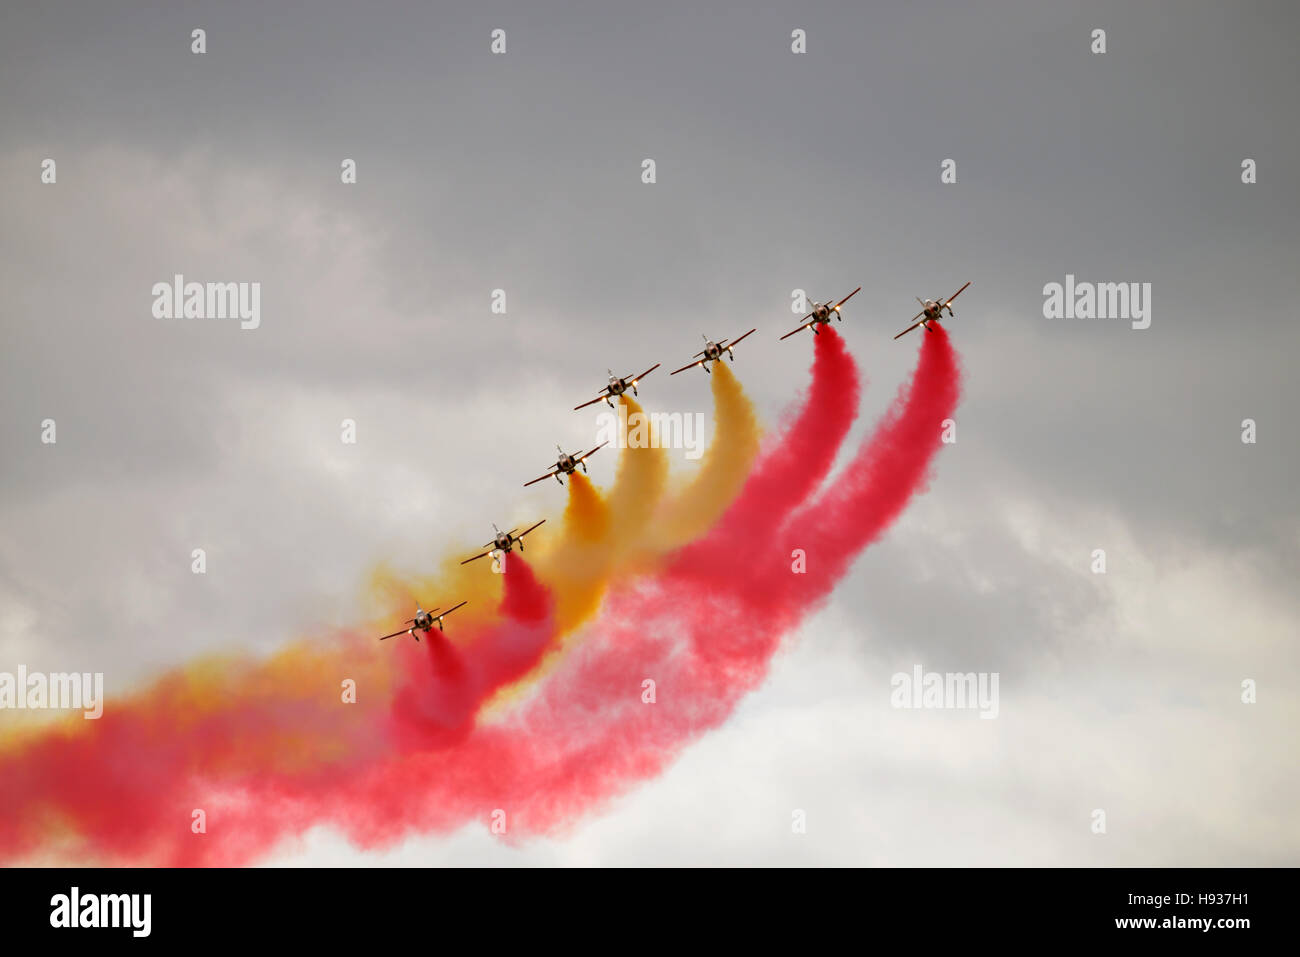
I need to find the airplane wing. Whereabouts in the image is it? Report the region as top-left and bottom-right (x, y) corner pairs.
(944, 281), (972, 307)
(836, 286), (862, 308)
(728, 328), (757, 348)
(517, 519), (547, 539)
(780, 320), (815, 340)
(670, 359), (703, 375)
(893, 320), (926, 340)
(524, 469), (560, 487)
(630, 363), (660, 382)
(378, 627), (412, 641)
(437, 600), (468, 618)
(460, 550), (494, 565)
(578, 441), (608, 461)
(573, 393), (608, 411)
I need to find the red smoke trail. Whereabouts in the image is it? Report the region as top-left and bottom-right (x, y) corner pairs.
(388, 557), (553, 751)
(673, 327), (860, 576)
(772, 325), (962, 603)
(678, 324), (962, 616)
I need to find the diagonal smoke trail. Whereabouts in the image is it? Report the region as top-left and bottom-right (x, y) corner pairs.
(649, 360), (762, 552)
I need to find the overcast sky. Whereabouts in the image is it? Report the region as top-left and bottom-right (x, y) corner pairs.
(1, 0), (1297, 865)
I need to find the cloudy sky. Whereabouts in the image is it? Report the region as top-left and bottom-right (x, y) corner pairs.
(1, 0), (1297, 865)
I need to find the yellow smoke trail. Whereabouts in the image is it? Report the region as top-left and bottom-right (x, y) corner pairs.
(649, 360), (761, 554)
(604, 395), (670, 543)
(529, 395), (668, 633)
(560, 471), (608, 544)
(532, 472), (613, 632)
